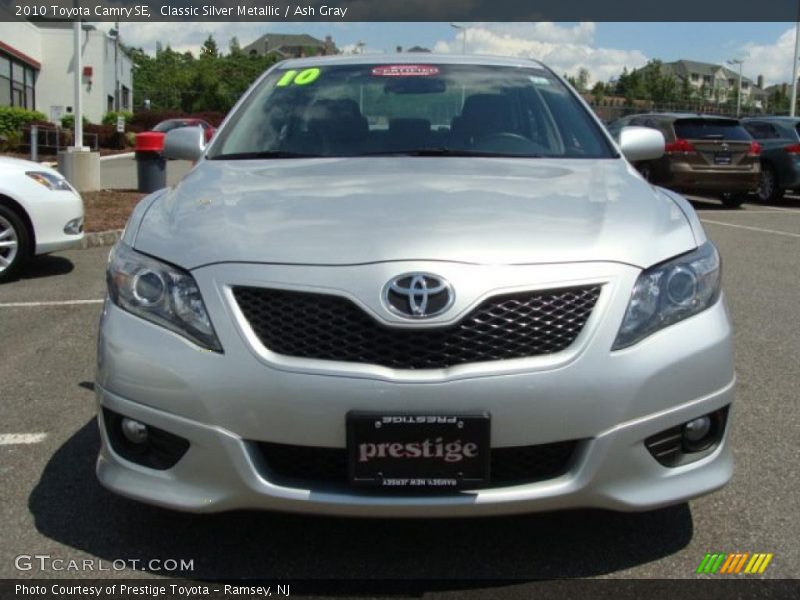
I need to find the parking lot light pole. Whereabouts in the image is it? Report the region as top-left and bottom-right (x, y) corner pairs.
(728, 59), (744, 117)
(450, 23), (467, 54)
(73, 20), (84, 150)
(791, 20), (800, 117)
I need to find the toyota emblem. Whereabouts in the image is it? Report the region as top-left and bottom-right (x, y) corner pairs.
(382, 273), (454, 319)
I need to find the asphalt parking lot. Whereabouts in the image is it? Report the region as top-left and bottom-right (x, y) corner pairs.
(0, 194), (798, 586)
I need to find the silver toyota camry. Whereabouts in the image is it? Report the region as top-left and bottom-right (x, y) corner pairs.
(96, 55), (735, 516)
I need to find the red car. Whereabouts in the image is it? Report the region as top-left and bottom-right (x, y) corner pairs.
(152, 118), (216, 143)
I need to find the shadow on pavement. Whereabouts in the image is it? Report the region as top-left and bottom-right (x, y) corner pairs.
(13, 255), (74, 281)
(29, 418), (693, 587)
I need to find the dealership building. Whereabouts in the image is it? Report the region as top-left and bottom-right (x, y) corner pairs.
(0, 21), (133, 124)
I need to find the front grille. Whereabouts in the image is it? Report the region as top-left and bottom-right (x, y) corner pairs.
(253, 441), (579, 489)
(233, 285), (601, 369)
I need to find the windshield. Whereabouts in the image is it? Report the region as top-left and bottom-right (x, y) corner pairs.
(208, 63), (616, 159)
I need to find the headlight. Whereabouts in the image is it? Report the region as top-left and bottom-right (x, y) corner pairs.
(106, 243), (223, 352)
(613, 241), (721, 350)
(26, 171), (73, 191)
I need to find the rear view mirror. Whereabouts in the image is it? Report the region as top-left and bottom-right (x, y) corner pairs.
(164, 126), (206, 161)
(619, 126), (665, 162)
(384, 78), (446, 94)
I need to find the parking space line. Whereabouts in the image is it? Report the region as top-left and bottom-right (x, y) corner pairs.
(747, 205), (800, 214)
(0, 433), (47, 445)
(700, 219), (800, 239)
(0, 299), (104, 308)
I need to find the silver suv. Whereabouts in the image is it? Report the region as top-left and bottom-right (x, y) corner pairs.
(96, 55), (734, 516)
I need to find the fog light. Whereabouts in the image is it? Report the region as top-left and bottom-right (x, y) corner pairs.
(121, 418), (149, 444)
(683, 416), (712, 443)
(63, 217), (83, 235)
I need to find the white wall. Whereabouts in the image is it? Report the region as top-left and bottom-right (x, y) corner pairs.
(0, 22), (42, 64)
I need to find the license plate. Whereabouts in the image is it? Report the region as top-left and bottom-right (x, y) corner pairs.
(714, 152), (732, 165)
(347, 412), (490, 489)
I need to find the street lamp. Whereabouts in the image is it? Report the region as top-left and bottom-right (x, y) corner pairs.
(727, 58), (744, 117)
(450, 23), (467, 54)
(791, 20), (800, 116)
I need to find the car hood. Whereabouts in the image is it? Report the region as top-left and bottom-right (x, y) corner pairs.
(134, 157), (697, 269)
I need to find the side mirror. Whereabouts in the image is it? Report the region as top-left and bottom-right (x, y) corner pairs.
(164, 126), (206, 161)
(618, 126), (665, 162)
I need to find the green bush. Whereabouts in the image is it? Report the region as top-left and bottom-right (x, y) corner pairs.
(0, 107), (48, 136)
(0, 130), (22, 152)
(101, 110), (134, 126)
(60, 114), (90, 129)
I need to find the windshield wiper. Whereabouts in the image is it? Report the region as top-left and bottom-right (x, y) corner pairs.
(209, 151), (323, 160)
(359, 148), (544, 158)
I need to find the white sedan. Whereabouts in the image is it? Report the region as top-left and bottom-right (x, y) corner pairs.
(0, 157), (84, 282)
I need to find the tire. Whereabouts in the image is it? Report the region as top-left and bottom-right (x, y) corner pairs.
(757, 164), (785, 203)
(720, 193), (747, 209)
(0, 205), (30, 283)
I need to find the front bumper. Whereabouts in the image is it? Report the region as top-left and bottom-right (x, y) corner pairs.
(27, 189), (85, 255)
(96, 260), (735, 516)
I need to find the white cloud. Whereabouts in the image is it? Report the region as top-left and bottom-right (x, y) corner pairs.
(741, 27), (798, 86)
(433, 22), (647, 84)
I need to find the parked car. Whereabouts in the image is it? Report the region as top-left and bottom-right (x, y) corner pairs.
(96, 55), (734, 516)
(741, 116), (800, 203)
(152, 118), (216, 143)
(606, 113), (761, 207)
(0, 157), (84, 282)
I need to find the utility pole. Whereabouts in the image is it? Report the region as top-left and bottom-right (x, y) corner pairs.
(728, 59), (744, 117)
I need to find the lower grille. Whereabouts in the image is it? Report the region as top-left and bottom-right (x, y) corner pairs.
(253, 440), (580, 490)
(233, 285), (602, 369)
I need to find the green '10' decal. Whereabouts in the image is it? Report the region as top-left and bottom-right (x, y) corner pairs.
(276, 68), (321, 87)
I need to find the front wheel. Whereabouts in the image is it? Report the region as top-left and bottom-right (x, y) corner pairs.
(0, 206), (30, 283)
(757, 164), (784, 203)
(720, 193), (747, 209)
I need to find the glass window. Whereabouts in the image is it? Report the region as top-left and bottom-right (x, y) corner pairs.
(0, 77), (10, 107)
(25, 67), (34, 87)
(674, 119), (752, 141)
(11, 62), (24, 83)
(0, 56), (9, 79)
(25, 86), (33, 109)
(210, 63), (616, 160)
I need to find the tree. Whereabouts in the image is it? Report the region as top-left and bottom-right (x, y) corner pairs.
(130, 35), (280, 113)
(200, 35), (219, 58)
(591, 81), (606, 103)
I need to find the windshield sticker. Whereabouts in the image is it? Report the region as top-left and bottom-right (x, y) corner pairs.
(276, 67), (321, 87)
(529, 76), (551, 85)
(371, 65), (440, 77)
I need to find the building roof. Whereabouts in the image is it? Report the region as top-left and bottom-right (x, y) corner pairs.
(661, 59), (754, 85)
(242, 33), (332, 55)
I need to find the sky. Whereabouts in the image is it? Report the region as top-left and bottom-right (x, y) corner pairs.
(114, 22), (800, 86)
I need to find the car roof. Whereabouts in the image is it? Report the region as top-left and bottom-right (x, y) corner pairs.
(623, 112), (740, 122)
(279, 53), (547, 70)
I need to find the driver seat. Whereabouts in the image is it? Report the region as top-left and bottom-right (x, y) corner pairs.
(451, 94), (516, 146)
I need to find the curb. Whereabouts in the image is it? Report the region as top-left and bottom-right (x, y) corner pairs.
(80, 229), (123, 249)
